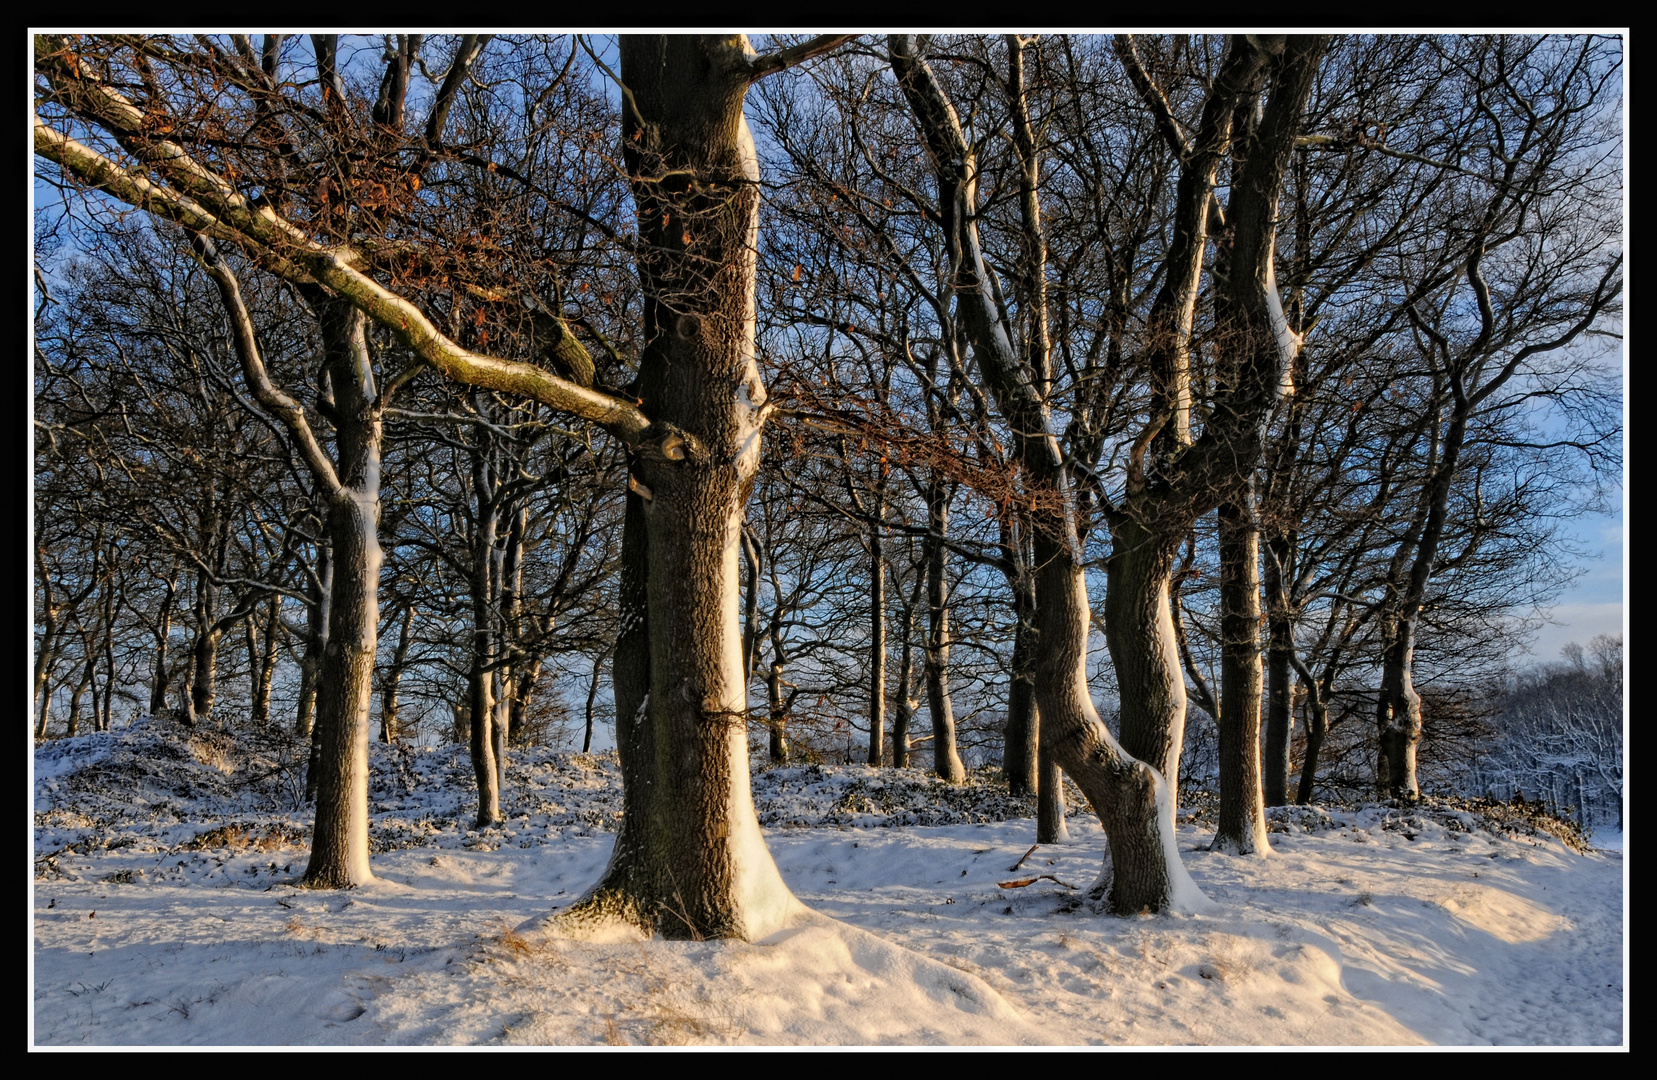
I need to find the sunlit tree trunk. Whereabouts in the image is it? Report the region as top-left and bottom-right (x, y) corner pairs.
(569, 35), (807, 941)
(299, 297), (382, 889)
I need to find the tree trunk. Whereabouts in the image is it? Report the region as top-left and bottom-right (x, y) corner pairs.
(1294, 668), (1330, 805)
(888, 34), (1249, 914)
(765, 654), (790, 764)
(379, 603), (414, 744)
(1033, 541), (1185, 913)
(892, 570), (922, 768)
(1003, 538), (1040, 796)
(187, 571), (220, 725)
(566, 36), (796, 942)
(582, 650), (603, 753)
(867, 502), (886, 767)
(99, 583), (117, 732)
(509, 654), (544, 747)
(1378, 401), (1468, 801)
(67, 654), (94, 737)
(1103, 518), (1188, 806)
(300, 299), (382, 890)
(36, 675), (54, 739)
(500, 504), (526, 743)
(1212, 487), (1270, 855)
(1262, 537), (1294, 806)
(296, 545), (332, 739)
(249, 597), (281, 728)
(34, 551), (61, 736)
(1036, 731), (1070, 843)
(468, 429), (504, 827)
(923, 474), (966, 782)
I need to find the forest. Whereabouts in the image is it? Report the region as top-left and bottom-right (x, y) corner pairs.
(32, 34), (1624, 1046)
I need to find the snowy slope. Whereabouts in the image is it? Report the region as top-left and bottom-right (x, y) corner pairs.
(32, 716), (1625, 1046)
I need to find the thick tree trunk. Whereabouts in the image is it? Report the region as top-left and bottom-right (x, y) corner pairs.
(1212, 488), (1270, 855)
(1033, 544), (1187, 913)
(923, 475), (966, 782)
(567, 36), (796, 942)
(1103, 518), (1188, 807)
(1376, 622), (1424, 800)
(300, 300), (381, 890)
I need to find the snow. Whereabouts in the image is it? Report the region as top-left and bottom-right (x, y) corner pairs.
(32, 718), (1625, 1046)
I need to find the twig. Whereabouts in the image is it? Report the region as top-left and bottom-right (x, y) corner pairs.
(1007, 843), (1039, 872)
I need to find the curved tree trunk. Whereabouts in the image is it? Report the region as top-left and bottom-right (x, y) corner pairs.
(1103, 518), (1189, 806)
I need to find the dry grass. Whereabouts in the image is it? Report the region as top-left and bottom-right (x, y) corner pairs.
(186, 821), (306, 852)
(186, 734), (238, 774)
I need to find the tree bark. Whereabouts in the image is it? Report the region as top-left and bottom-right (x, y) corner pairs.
(1104, 519), (1189, 807)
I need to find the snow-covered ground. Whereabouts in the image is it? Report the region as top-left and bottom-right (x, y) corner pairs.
(32, 716), (1626, 1047)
